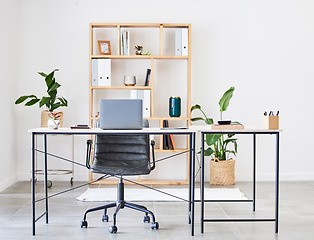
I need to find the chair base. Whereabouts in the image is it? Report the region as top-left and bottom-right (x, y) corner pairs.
(80, 179), (159, 233)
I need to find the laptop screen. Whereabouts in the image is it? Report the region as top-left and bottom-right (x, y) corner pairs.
(99, 99), (143, 130)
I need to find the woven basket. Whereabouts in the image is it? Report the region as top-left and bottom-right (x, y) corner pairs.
(210, 158), (235, 185)
(41, 111), (63, 128)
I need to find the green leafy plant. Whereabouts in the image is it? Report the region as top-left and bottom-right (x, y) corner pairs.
(191, 87), (238, 160)
(15, 69), (68, 112)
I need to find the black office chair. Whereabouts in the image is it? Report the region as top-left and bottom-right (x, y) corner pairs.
(80, 121), (159, 233)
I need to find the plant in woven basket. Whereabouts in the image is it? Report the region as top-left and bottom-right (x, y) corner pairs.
(191, 87), (238, 160)
(15, 69), (68, 112)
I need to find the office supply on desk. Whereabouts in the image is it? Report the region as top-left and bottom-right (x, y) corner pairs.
(70, 125), (90, 129)
(81, 120), (159, 233)
(99, 99), (143, 130)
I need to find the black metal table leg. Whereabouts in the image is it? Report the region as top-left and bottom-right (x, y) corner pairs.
(44, 134), (49, 224)
(190, 132), (195, 236)
(32, 133), (36, 236)
(200, 133), (205, 234)
(188, 133), (192, 225)
(253, 134), (256, 212)
(275, 132), (280, 233)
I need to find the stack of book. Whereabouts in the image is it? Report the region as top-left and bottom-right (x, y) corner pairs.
(162, 120), (176, 150)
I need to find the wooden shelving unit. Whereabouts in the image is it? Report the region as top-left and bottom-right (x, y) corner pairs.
(89, 23), (191, 185)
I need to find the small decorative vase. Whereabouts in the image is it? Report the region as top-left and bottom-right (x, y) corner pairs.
(124, 75), (136, 86)
(48, 119), (60, 130)
(169, 96), (181, 117)
(135, 50), (142, 55)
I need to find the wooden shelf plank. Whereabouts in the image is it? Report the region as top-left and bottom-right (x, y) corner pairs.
(91, 55), (188, 60)
(148, 117), (189, 121)
(91, 86), (152, 90)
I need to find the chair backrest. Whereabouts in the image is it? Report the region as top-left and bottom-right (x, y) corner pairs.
(91, 119), (151, 176)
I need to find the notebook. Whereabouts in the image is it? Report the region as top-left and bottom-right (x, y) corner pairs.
(99, 99), (143, 130)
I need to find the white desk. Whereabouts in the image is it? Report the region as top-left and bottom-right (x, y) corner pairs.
(198, 128), (281, 234)
(29, 127), (196, 236)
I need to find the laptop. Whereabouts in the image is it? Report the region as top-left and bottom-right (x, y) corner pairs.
(99, 99), (143, 130)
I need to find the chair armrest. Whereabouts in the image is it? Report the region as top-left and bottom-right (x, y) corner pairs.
(150, 140), (156, 170)
(86, 139), (93, 169)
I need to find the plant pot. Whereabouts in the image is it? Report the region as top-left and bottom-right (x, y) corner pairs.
(48, 119), (60, 130)
(135, 50), (142, 55)
(210, 158), (235, 185)
(41, 111), (63, 128)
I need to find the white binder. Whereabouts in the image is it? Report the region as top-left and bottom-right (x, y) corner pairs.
(91, 59), (98, 86)
(182, 28), (189, 56)
(130, 90), (151, 118)
(175, 29), (182, 56)
(98, 59), (111, 86)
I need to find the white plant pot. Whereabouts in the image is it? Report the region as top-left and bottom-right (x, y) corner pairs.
(48, 119), (60, 130)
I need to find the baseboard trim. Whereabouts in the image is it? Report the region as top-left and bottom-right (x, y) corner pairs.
(0, 175), (18, 192)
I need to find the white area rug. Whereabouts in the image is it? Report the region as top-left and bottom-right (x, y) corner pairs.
(76, 188), (247, 202)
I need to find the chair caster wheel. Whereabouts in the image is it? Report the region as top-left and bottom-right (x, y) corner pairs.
(47, 180), (52, 188)
(109, 225), (118, 233)
(151, 222), (159, 230)
(143, 215), (150, 223)
(102, 214), (109, 222)
(80, 220), (88, 228)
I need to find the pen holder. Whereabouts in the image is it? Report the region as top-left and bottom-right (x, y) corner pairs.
(263, 116), (279, 130)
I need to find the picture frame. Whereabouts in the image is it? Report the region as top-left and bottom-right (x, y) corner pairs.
(98, 41), (111, 55)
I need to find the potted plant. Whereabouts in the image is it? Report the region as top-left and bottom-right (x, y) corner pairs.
(15, 69), (68, 127)
(191, 87), (238, 185)
(47, 112), (61, 130)
(134, 45), (143, 55)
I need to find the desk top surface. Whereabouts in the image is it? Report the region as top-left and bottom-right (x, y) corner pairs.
(28, 127), (282, 134)
(28, 127), (196, 134)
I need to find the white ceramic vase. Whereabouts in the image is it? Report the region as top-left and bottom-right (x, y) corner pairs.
(48, 119), (60, 130)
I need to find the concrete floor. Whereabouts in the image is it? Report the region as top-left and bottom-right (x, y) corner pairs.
(0, 181), (314, 239)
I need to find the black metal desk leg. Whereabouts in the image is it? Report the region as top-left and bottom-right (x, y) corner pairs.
(190, 132), (196, 236)
(32, 133), (36, 236)
(188, 133), (192, 224)
(253, 134), (256, 212)
(44, 134), (48, 224)
(275, 133), (280, 233)
(201, 133), (205, 234)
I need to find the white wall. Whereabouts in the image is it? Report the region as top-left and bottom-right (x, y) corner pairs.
(9, 0), (314, 185)
(0, 0), (18, 191)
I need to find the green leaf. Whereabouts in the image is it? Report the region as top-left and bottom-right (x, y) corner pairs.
(219, 86), (235, 112)
(205, 134), (223, 146)
(39, 97), (50, 108)
(191, 117), (204, 122)
(58, 97), (68, 106)
(15, 95), (37, 104)
(205, 118), (214, 125)
(48, 82), (61, 93)
(43, 69), (59, 89)
(38, 72), (47, 78)
(25, 98), (40, 106)
(191, 104), (201, 112)
(204, 147), (214, 156)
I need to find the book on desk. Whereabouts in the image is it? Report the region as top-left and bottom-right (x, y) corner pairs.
(211, 124), (244, 130)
